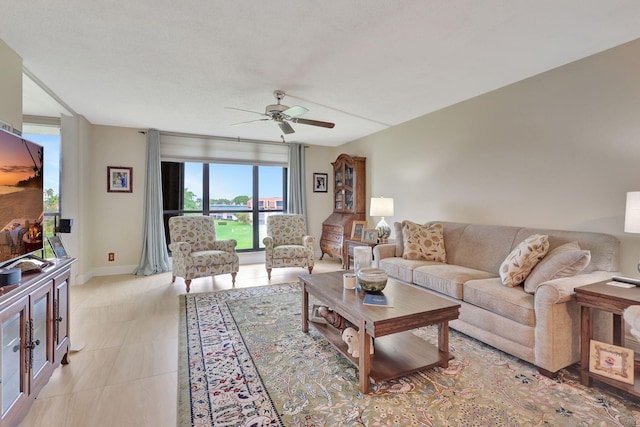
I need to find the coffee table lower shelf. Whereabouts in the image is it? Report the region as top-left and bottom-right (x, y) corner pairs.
(308, 321), (452, 383)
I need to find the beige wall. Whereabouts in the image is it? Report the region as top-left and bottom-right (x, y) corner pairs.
(0, 40), (22, 132)
(304, 145), (339, 254)
(344, 38), (640, 276)
(88, 126), (146, 275)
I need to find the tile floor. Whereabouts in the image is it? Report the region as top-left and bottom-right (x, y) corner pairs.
(18, 259), (343, 427)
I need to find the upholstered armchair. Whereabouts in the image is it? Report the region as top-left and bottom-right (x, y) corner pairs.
(168, 216), (239, 293)
(263, 214), (314, 280)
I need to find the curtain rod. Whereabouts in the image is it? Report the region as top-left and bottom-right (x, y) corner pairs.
(140, 130), (309, 148)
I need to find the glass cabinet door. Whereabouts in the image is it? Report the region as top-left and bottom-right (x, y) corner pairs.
(345, 164), (353, 188)
(1, 298), (28, 417)
(31, 294), (48, 377)
(29, 283), (53, 389)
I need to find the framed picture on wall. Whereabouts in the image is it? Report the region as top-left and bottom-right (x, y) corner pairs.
(313, 173), (328, 192)
(107, 166), (133, 193)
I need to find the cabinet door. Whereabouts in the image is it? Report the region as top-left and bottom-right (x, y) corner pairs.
(0, 295), (29, 423)
(53, 271), (70, 364)
(334, 164), (344, 211)
(29, 282), (54, 393)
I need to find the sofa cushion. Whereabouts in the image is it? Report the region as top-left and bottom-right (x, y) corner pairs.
(463, 278), (536, 327)
(499, 234), (549, 287)
(413, 264), (497, 299)
(523, 242), (591, 294)
(447, 223), (520, 274)
(379, 257), (438, 283)
(401, 221), (446, 262)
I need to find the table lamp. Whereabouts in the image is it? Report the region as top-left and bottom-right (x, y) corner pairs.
(370, 196), (394, 243)
(624, 191), (640, 272)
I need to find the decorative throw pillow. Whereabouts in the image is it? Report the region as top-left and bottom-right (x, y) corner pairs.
(401, 221), (446, 262)
(499, 234), (549, 287)
(523, 242), (591, 294)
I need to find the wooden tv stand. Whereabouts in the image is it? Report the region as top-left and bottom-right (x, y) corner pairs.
(0, 257), (75, 427)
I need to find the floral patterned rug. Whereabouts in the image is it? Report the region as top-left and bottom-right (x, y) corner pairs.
(178, 283), (640, 426)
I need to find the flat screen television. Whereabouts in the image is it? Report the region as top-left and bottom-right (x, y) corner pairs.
(0, 128), (44, 266)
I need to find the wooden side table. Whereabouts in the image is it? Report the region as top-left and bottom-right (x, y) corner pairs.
(575, 281), (640, 397)
(345, 239), (394, 269)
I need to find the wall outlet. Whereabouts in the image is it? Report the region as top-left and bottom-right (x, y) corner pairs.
(108, 252), (115, 262)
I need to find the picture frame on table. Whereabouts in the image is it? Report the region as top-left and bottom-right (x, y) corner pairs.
(361, 228), (379, 244)
(313, 173), (328, 192)
(589, 339), (635, 385)
(107, 166), (133, 193)
(350, 221), (367, 241)
(48, 236), (70, 259)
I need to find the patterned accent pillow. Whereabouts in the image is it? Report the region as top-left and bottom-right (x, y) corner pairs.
(523, 242), (591, 294)
(499, 234), (549, 287)
(401, 221), (446, 262)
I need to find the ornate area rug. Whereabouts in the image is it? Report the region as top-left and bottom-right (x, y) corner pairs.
(178, 283), (640, 426)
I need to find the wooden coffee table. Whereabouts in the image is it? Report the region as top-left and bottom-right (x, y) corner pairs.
(300, 270), (460, 393)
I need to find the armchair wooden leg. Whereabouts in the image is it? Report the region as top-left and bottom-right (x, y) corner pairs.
(308, 266), (313, 274)
(185, 279), (191, 293)
(267, 269), (272, 280)
(172, 275), (176, 283)
(231, 272), (237, 286)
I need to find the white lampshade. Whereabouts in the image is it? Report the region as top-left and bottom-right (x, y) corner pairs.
(625, 192), (640, 233)
(370, 197), (394, 217)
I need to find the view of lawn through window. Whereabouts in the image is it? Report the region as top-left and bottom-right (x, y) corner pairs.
(169, 162), (286, 251)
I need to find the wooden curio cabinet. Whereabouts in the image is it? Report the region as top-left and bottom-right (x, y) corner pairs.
(320, 153), (366, 267)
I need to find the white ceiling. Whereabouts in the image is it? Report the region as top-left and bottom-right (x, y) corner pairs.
(2, 1), (640, 147)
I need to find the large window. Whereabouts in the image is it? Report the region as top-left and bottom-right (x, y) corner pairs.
(162, 161), (286, 252)
(22, 123), (61, 256)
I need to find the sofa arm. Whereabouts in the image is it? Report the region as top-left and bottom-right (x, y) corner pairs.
(213, 239), (237, 253)
(169, 242), (191, 256)
(533, 270), (615, 373)
(373, 243), (396, 261)
(535, 271), (615, 305)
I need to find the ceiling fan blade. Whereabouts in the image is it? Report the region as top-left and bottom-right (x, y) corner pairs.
(278, 121), (295, 134)
(282, 105), (308, 118)
(291, 118), (335, 129)
(225, 107), (267, 117)
(231, 118), (270, 126)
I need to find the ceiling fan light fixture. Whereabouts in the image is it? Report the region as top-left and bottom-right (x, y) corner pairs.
(227, 90), (335, 135)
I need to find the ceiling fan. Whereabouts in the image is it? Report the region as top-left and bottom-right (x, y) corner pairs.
(226, 90), (335, 135)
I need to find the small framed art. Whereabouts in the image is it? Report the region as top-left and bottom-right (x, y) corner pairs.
(313, 173), (328, 192)
(350, 221), (367, 241)
(589, 339), (635, 385)
(362, 228), (379, 244)
(48, 236), (69, 259)
(108, 166), (133, 193)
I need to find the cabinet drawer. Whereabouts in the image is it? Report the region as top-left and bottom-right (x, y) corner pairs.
(322, 232), (342, 243)
(322, 224), (342, 234)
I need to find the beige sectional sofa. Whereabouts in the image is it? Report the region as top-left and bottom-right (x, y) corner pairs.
(374, 221), (620, 376)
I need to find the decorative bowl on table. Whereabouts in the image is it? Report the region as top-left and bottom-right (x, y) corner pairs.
(356, 268), (388, 293)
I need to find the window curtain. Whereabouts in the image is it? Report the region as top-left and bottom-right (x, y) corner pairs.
(135, 129), (170, 276)
(287, 143), (307, 224)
